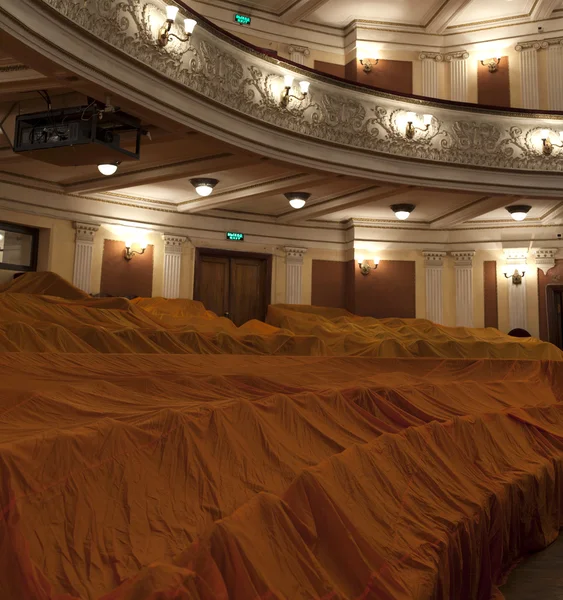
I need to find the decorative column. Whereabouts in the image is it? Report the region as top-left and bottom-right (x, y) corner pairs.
(504, 250), (528, 331)
(73, 222), (99, 293)
(445, 51), (469, 102)
(162, 235), (186, 298)
(423, 251), (446, 324)
(419, 52), (443, 98)
(288, 45), (310, 66)
(284, 247), (307, 304)
(534, 248), (557, 275)
(515, 42), (544, 109)
(452, 251), (475, 328)
(547, 39), (563, 110)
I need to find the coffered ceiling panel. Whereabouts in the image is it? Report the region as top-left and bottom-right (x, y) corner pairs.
(308, 0), (443, 27)
(448, 0), (536, 27)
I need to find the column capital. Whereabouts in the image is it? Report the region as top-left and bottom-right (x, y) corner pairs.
(419, 52), (443, 62)
(284, 246), (307, 262)
(444, 50), (469, 61)
(163, 235), (187, 255)
(515, 40), (548, 52)
(504, 248), (528, 263)
(423, 251), (446, 267)
(452, 251), (475, 267)
(74, 222), (100, 243)
(534, 248), (558, 274)
(288, 45), (310, 57)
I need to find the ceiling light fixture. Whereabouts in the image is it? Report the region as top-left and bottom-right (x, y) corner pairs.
(480, 57), (502, 73)
(540, 129), (563, 155)
(285, 192), (311, 209)
(391, 203), (415, 220)
(191, 178), (219, 197)
(159, 6), (197, 47)
(97, 162), (119, 176)
(281, 76), (310, 108)
(405, 112), (433, 139)
(506, 205), (531, 221)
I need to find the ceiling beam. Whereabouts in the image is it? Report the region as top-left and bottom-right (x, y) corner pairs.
(64, 154), (262, 194)
(531, 0), (560, 20)
(425, 0), (473, 34)
(280, 0), (331, 24)
(0, 77), (68, 96)
(540, 201), (563, 224)
(278, 185), (407, 223)
(429, 196), (519, 228)
(179, 173), (328, 213)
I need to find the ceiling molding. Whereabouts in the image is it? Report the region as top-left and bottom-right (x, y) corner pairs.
(281, 0), (331, 25)
(531, 0), (561, 21)
(278, 185), (408, 222)
(429, 195), (520, 228)
(425, 0), (473, 34)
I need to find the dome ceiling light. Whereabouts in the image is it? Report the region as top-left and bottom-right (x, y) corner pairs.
(97, 162), (119, 176)
(285, 192), (310, 209)
(506, 205), (531, 222)
(191, 178), (219, 197)
(159, 6), (197, 47)
(391, 203), (415, 220)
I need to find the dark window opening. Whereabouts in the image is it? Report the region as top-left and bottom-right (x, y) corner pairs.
(0, 222), (39, 272)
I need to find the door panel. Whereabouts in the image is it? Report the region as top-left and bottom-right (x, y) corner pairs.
(230, 258), (267, 326)
(194, 255), (230, 317)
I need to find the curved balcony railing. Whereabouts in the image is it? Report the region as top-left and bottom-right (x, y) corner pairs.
(2, 0), (563, 193)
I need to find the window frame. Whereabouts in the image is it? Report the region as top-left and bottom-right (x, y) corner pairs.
(0, 222), (39, 272)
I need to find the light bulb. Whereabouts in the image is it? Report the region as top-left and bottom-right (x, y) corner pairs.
(140, 241), (148, 250)
(195, 184), (213, 197)
(559, 131), (563, 141)
(356, 253), (365, 265)
(289, 198), (306, 209)
(406, 112), (416, 123)
(166, 5), (179, 21)
(184, 18), (197, 34)
(98, 163), (118, 176)
(373, 257), (380, 265)
(284, 74), (294, 88)
(423, 114), (433, 126)
(125, 240), (131, 249)
(299, 80), (310, 94)
(541, 129), (550, 140)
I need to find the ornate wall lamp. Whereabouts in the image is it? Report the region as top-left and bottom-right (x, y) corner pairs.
(281, 75), (310, 107)
(356, 252), (380, 276)
(124, 241), (147, 261)
(540, 130), (563, 155)
(503, 266), (525, 285)
(359, 58), (379, 73)
(405, 112), (433, 139)
(480, 57), (502, 73)
(158, 6), (197, 47)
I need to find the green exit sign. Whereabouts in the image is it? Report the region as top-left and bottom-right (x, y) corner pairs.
(234, 13), (251, 25)
(226, 231), (244, 241)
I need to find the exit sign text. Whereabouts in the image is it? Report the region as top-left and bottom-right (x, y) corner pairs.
(226, 232), (244, 241)
(234, 13), (251, 25)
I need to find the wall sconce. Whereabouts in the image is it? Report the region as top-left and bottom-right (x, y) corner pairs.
(480, 57), (502, 73)
(281, 75), (310, 107)
(356, 253), (380, 276)
(405, 112), (433, 139)
(359, 58), (379, 73)
(158, 6), (197, 47)
(503, 267), (525, 285)
(540, 129), (563, 155)
(124, 241), (147, 261)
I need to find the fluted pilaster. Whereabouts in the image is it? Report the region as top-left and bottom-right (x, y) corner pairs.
(423, 251), (446, 324)
(419, 53), (443, 98)
(452, 251), (475, 327)
(445, 51), (469, 102)
(73, 222), (99, 293)
(516, 42), (543, 109)
(284, 247), (307, 304)
(288, 45), (310, 66)
(505, 250), (528, 331)
(162, 235), (186, 298)
(547, 39), (563, 110)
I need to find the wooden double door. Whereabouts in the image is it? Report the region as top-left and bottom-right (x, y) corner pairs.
(194, 249), (272, 326)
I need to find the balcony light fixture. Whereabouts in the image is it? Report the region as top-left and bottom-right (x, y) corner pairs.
(159, 6), (197, 46)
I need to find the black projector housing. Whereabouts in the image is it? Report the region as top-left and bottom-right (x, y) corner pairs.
(13, 106), (142, 167)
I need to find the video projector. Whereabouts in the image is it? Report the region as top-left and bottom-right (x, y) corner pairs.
(13, 106), (142, 167)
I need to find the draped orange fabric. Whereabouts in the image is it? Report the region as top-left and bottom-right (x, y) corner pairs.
(0, 273), (562, 600)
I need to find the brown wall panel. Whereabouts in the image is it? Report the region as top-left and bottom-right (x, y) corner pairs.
(100, 239), (154, 298)
(314, 61), (345, 79)
(352, 260), (416, 318)
(478, 56), (510, 107)
(483, 261), (498, 329)
(311, 260), (347, 308)
(344, 59), (413, 95)
(538, 260), (563, 341)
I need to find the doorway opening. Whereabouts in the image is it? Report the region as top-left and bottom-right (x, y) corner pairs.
(546, 284), (563, 349)
(193, 248), (272, 326)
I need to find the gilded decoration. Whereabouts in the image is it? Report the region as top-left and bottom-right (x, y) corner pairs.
(37, 0), (563, 172)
